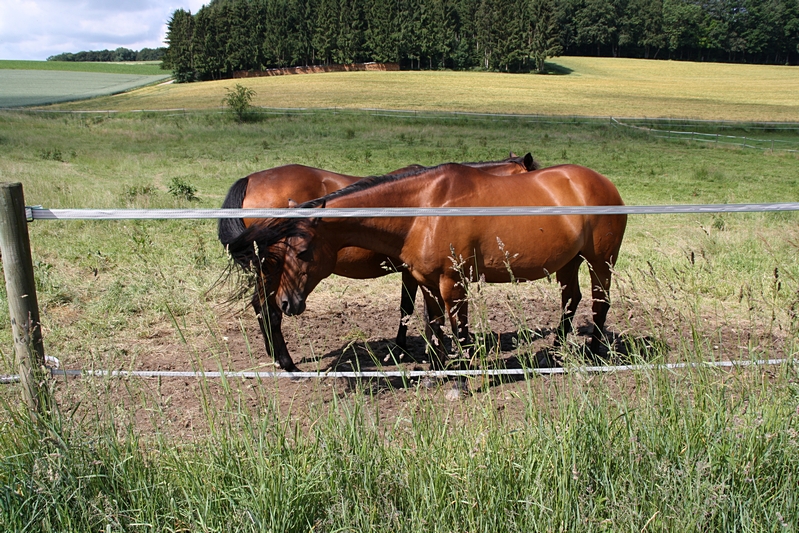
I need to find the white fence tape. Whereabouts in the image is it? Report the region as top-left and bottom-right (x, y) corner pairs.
(0, 358), (793, 384)
(26, 203), (799, 221)
(6, 203), (794, 386)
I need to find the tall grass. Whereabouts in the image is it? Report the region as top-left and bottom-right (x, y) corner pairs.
(1, 356), (798, 531)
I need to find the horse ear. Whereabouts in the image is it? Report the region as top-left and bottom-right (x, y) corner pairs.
(310, 199), (325, 226)
(523, 152), (535, 170)
(287, 198), (298, 208)
(509, 151), (518, 158)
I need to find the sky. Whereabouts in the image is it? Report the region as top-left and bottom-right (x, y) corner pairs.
(0, 0), (207, 60)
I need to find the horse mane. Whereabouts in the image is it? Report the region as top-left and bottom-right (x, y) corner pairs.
(218, 176), (249, 246)
(299, 163), (439, 208)
(460, 152), (540, 171)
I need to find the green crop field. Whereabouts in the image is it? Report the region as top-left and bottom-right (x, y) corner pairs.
(0, 61), (171, 108)
(1, 58), (798, 530)
(0, 60), (167, 75)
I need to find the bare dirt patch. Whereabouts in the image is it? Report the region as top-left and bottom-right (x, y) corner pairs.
(41, 273), (796, 438)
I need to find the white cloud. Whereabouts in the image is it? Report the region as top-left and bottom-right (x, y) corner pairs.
(0, 0), (207, 60)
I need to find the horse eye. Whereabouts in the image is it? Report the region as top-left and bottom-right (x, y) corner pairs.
(297, 248), (313, 262)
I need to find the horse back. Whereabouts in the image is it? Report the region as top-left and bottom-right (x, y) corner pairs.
(403, 164), (626, 283)
(241, 165), (360, 226)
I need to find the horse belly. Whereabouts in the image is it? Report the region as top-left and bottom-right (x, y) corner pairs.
(458, 216), (585, 283)
(332, 247), (398, 279)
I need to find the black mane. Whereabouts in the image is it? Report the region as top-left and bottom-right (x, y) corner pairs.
(300, 163), (438, 209)
(460, 152), (539, 171)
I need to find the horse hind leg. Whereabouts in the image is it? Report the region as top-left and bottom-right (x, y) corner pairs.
(395, 270), (418, 350)
(555, 255), (584, 347)
(587, 258), (614, 355)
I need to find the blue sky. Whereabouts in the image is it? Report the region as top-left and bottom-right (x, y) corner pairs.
(0, 0), (207, 60)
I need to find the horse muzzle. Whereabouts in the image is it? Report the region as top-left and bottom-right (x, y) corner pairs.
(279, 294), (306, 316)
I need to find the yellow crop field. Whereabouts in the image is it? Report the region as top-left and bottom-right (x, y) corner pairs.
(44, 56), (799, 121)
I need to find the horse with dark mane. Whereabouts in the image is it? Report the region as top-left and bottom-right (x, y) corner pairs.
(219, 153), (537, 371)
(225, 163), (627, 369)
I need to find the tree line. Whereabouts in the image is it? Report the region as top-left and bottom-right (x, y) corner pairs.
(163, 0), (799, 82)
(47, 47), (167, 62)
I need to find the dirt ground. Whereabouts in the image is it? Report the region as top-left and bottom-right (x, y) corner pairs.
(41, 273), (796, 438)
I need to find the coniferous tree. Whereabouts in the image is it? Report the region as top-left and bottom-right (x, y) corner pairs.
(529, 0), (563, 71)
(335, 0), (365, 63)
(574, 0), (623, 56)
(363, 0), (401, 62)
(493, 0), (528, 71)
(475, 0), (500, 68)
(313, 0), (339, 64)
(164, 9), (196, 82)
(453, 0), (481, 68)
(399, 0), (425, 68)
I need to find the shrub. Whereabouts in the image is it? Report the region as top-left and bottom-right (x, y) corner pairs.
(38, 148), (64, 162)
(168, 177), (198, 201)
(222, 84), (256, 122)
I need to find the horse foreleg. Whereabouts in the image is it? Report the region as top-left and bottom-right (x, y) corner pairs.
(440, 277), (471, 365)
(588, 260), (613, 356)
(421, 288), (448, 370)
(555, 255), (584, 347)
(395, 270), (418, 349)
(251, 289), (298, 372)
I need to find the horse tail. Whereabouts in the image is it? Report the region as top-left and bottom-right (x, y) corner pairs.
(218, 176), (249, 247)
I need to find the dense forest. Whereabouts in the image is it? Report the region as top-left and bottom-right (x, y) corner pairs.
(47, 47), (167, 62)
(163, 0), (799, 82)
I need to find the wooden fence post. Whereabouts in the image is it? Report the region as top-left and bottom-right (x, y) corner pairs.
(0, 183), (51, 420)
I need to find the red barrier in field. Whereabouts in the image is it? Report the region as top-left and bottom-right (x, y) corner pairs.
(233, 62), (399, 78)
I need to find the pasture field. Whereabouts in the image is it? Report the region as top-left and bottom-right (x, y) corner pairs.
(0, 109), (798, 530)
(42, 56), (799, 122)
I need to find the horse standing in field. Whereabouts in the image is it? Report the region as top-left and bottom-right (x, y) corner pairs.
(225, 163), (627, 370)
(219, 153), (537, 371)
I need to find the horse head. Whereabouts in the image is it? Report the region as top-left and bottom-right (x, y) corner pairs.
(275, 201), (338, 316)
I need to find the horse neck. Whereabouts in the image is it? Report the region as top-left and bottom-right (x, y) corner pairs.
(317, 180), (424, 257)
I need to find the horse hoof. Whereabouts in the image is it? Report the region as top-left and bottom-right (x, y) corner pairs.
(445, 381), (469, 401)
(420, 377), (437, 389)
(587, 341), (610, 363)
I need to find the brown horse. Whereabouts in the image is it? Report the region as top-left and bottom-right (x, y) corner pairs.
(219, 153), (536, 371)
(225, 163), (626, 369)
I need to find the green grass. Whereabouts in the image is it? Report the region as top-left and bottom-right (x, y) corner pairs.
(0, 109), (795, 363)
(2, 362), (798, 531)
(0, 60), (167, 76)
(0, 110), (798, 530)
